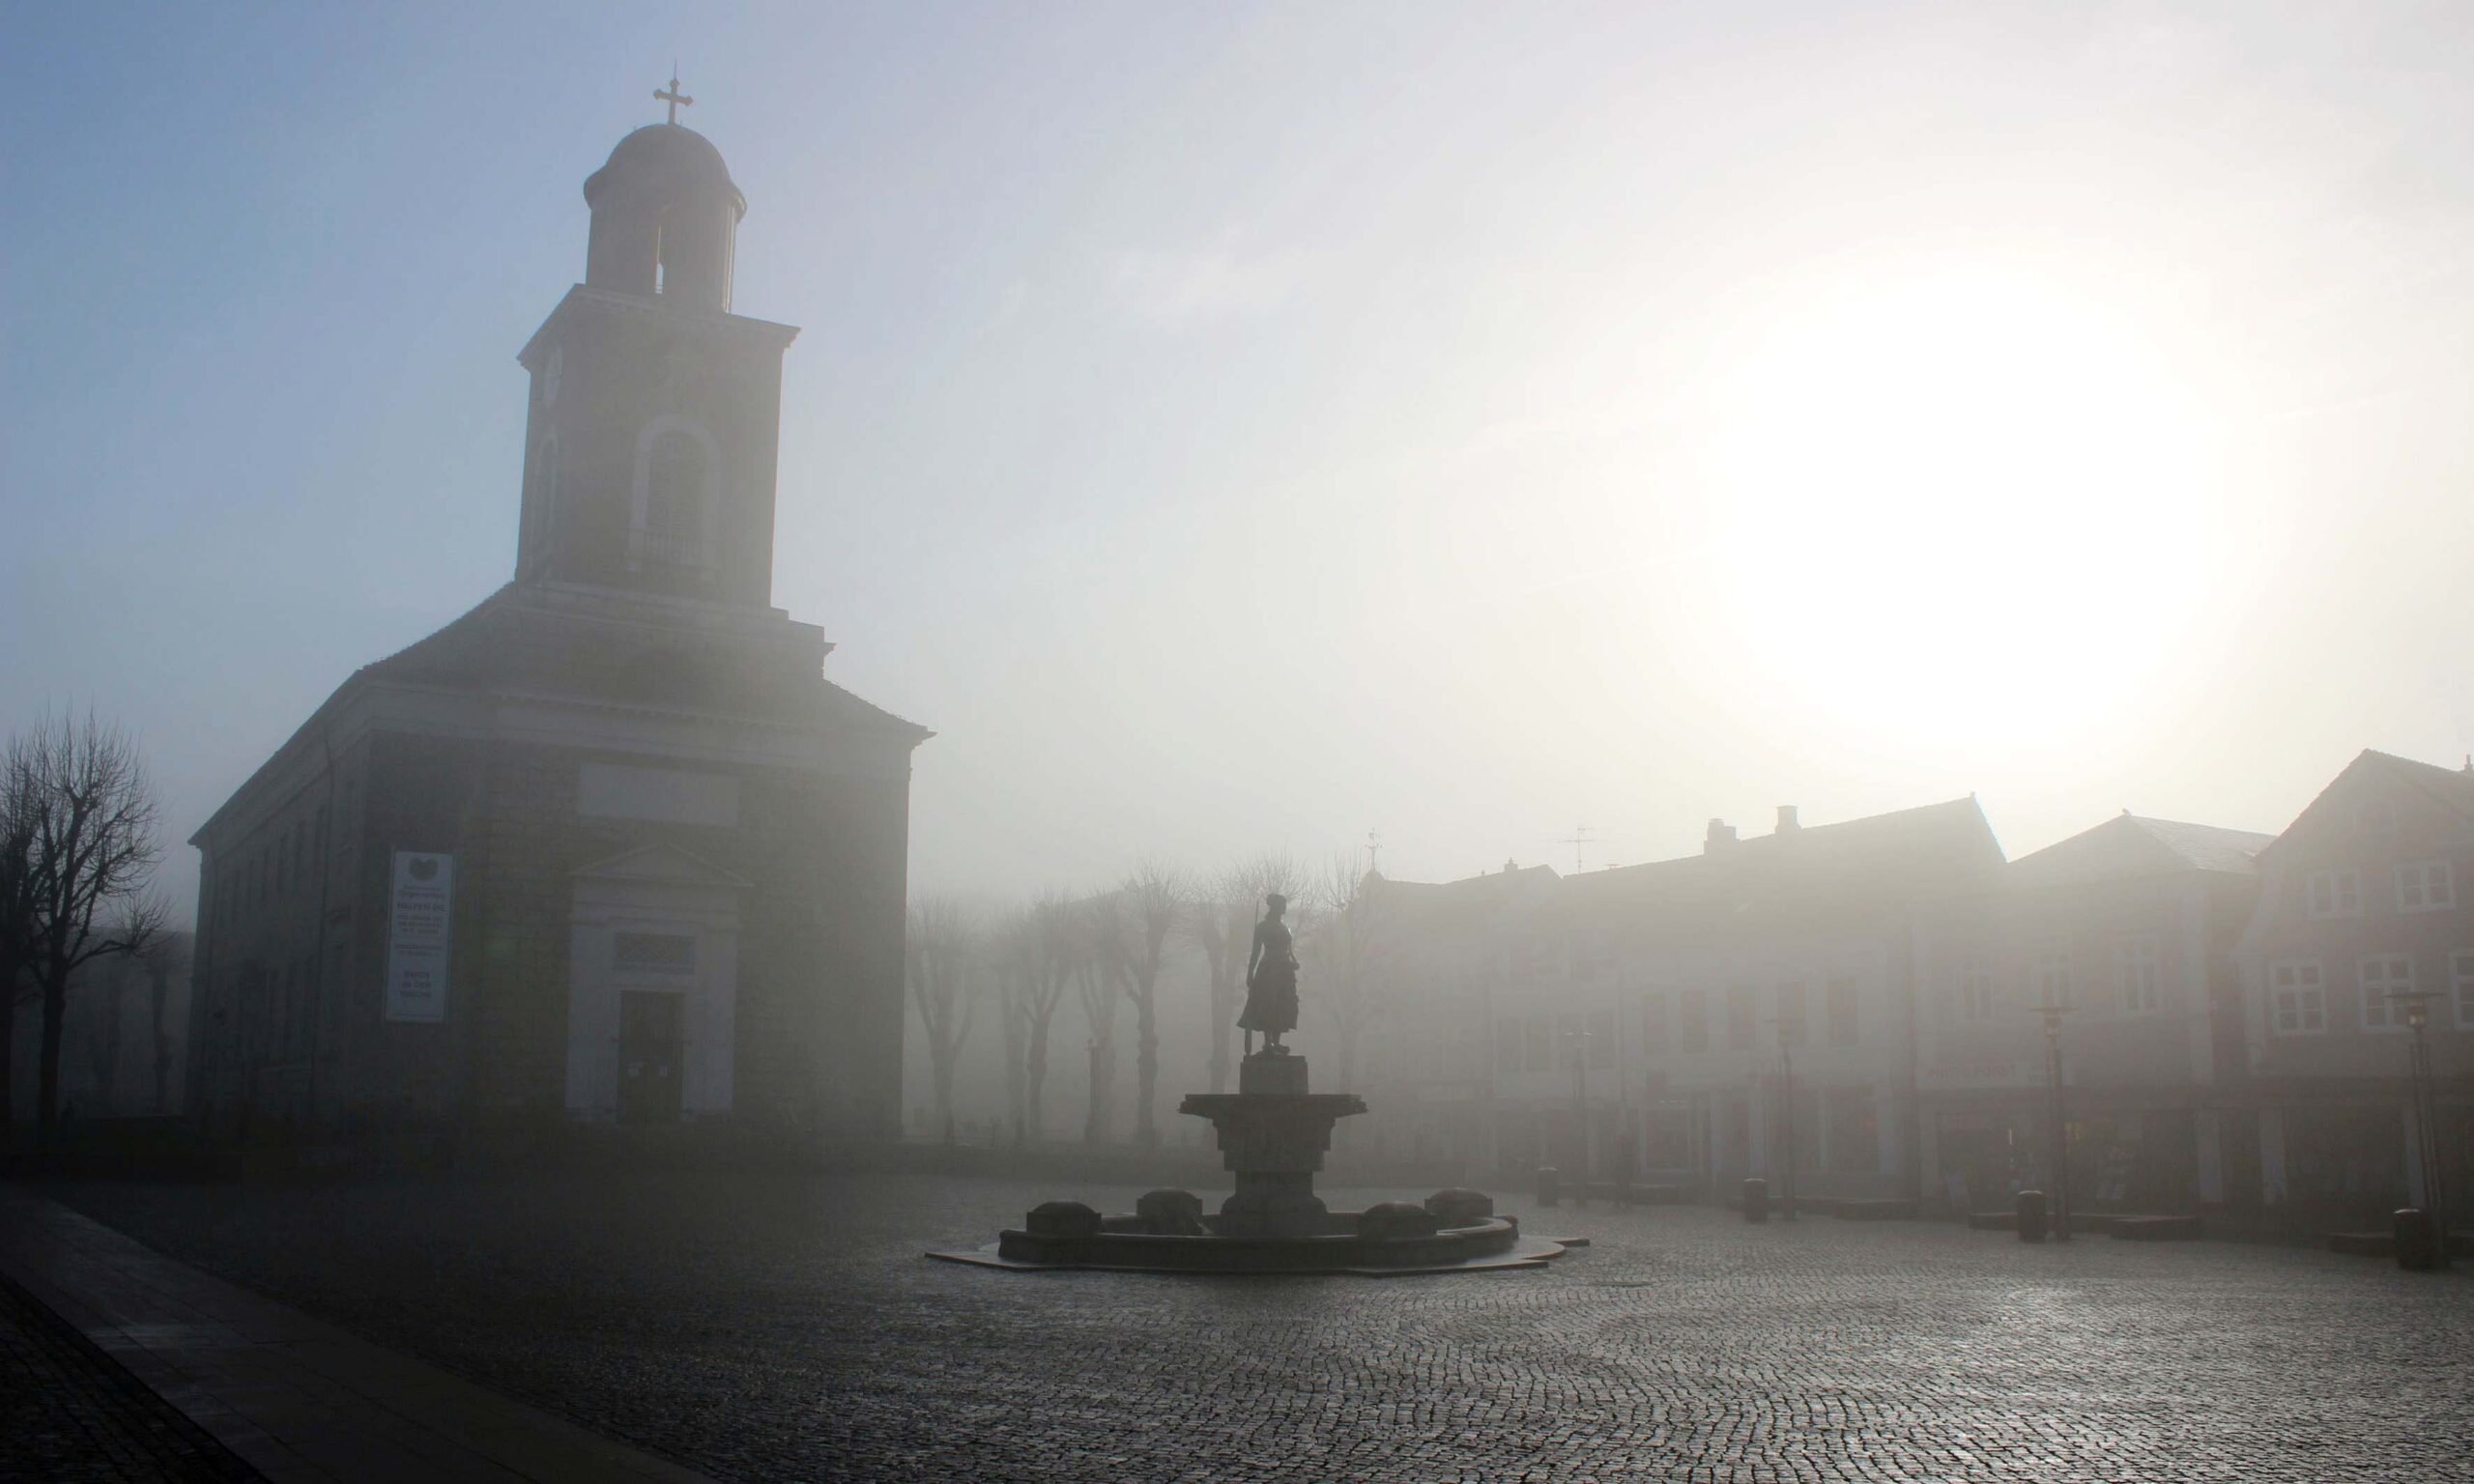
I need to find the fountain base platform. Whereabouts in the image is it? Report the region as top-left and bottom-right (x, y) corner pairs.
(926, 1051), (1568, 1276)
(929, 1213), (1566, 1275)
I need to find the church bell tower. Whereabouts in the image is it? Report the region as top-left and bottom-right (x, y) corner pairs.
(511, 95), (799, 609)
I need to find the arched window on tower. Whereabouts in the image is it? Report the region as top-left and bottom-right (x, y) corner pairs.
(523, 435), (561, 578)
(630, 416), (719, 572)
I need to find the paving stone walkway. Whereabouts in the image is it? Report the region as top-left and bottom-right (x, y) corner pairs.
(0, 1189), (711, 1483)
(44, 1171), (2474, 1482)
(0, 1266), (257, 1482)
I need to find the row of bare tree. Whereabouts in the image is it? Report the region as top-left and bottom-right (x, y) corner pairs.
(1, 714), (166, 1154)
(905, 852), (1389, 1147)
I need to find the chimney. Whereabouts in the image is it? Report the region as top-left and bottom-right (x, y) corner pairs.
(1704, 818), (1737, 853)
(1775, 804), (1800, 834)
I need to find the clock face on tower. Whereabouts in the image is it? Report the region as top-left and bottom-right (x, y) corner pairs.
(543, 346), (563, 408)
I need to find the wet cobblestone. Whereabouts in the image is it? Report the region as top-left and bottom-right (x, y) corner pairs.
(49, 1173), (2474, 1482)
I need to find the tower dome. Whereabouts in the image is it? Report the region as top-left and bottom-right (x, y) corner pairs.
(582, 124), (746, 311)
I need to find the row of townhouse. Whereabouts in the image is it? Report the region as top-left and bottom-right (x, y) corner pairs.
(1346, 750), (2474, 1228)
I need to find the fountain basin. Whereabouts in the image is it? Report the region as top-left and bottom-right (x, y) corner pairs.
(930, 1211), (1566, 1275)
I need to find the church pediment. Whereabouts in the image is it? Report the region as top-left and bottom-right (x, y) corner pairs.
(572, 842), (752, 889)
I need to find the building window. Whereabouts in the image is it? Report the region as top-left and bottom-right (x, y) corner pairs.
(1824, 1088), (1877, 1173)
(2305, 868), (2361, 919)
(2360, 954), (2414, 1031)
(1586, 1007), (1617, 1069)
(1774, 983), (1809, 1045)
(2395, 861), (2456, 914)
(1494, 1016), (1521, 1072)
(1677, 989), (1710, 1052)
(2029, 939), (2072, 1009)
(1956, 954), (1995, 1020)
(1826, 979), (1859, 1045)
(630, 416), (720, 570)
(1524, 1012), (1551, 1071)
(2269, 960), (2325, 1035)
(1725, 985), (1756, 1050)
(1640, 989), (1669, 1055)
(524, 434), (561, 575)
(2454, 951), (2474, 1030)
(614, 931), (697, 975)
(2115, 935), (2163, 1014)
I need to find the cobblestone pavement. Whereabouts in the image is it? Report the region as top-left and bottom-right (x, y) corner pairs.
(0, 1270), (258, 1482)
(47, 1172), (2474, 1482)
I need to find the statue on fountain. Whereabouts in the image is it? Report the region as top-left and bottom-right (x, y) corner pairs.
(1238, 893), (1299, 1056)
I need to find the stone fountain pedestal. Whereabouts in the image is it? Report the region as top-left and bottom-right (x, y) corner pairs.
(927, 1048), (1569, 1274)
(1176, 1053), (1366, 1238)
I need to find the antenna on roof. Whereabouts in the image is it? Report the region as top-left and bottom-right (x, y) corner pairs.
(1554, 825), (1594, 873)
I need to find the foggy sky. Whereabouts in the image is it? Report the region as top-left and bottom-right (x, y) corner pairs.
(5, 2), (2470, 919)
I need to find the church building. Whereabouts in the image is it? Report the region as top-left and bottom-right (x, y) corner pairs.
(186, 103), (929, 1145)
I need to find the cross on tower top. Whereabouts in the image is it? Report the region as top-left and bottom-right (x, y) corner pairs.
(654, 68), (694, 126)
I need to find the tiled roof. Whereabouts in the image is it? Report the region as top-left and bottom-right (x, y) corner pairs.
(2007, 813), (2272, 887)
(1387, 797), (2012, 931)
(2368, 749), (2474, 820)
(2257, 748), (2474, 863)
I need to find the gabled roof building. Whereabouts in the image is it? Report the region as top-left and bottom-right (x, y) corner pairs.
(2232, 750), (2474, 1222)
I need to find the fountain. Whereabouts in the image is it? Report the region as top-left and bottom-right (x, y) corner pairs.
(927, 1049), (1567, 1274)
(930, 891), (1567, 1275)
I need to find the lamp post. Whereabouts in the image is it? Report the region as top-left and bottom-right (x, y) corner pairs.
(2391, 987), (2450, 1270)
(1564, 1025), (1593, 1181)
(1769, 1014), (1805, 1221)
(2028, 1003), (2073, 1241)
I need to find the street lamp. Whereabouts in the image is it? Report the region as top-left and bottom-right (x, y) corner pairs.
(2390, 987), (2451, 1270)
(2028, 1003), (2073, 1242)
(1768, 1014), (1806, 1221)
(1563, 1025), (1594, 1180)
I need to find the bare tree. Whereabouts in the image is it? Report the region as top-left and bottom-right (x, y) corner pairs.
(142, 933), (186, 1115)
(905, 896), (983, 1145)
(1072, 894), (1127, 1144)
(1116, 861), (1184, 1147)
(1185, 868), (1250, 1095)
(4, 716), (165, 1154)
(0, 746), (42, 1137)
(991, 908), (1034, 1146)
(999, 895), (1075, 1144)
(1304, 852), (1381, 1093)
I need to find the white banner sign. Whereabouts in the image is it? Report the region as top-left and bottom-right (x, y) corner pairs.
(386, 851), (454, 1023)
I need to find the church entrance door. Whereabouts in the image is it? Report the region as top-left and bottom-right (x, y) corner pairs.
(618, 990), (686, 1126)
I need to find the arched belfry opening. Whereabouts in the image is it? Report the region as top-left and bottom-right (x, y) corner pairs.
(630, 415), (721, 573)
(583, 124), (744, 311)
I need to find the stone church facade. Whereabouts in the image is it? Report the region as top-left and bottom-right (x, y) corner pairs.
(187, 118), (928, 1145)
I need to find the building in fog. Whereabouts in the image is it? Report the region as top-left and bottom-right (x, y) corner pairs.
(1365, 800), (2009, 1196)
(1913, 813), (2272, 1213)
(2234, 749), (2473, 1222)
(187, 115), (928, 1144)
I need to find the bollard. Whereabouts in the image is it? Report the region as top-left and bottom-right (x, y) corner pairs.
(2396, 1208), (2438, 1271)
(2016, 1188), (2049, 1242)
(1535, 1166), (1561, 1209)
(1741, 1176), (1769, 1224)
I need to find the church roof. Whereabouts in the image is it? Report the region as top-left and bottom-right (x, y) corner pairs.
(354, 583), (932, 742)
(584, 123), (743, 213)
